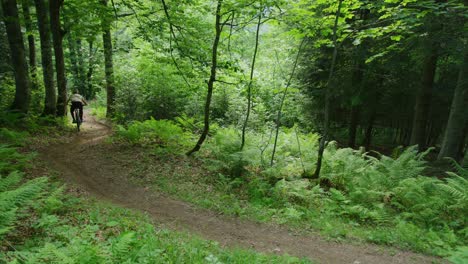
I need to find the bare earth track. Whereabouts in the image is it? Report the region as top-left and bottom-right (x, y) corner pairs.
(39, 112), (444, 264)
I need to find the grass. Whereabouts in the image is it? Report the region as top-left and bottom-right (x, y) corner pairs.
(121, 145), (465, 259)
(0, 128), (312, 264)
(2, 195), (311, 263)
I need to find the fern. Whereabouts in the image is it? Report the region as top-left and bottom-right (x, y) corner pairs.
(0, 174), (47, 239)
(111, 232), (136, 262)
(0, 171), (22, 192)
(448, 158), (468, 178)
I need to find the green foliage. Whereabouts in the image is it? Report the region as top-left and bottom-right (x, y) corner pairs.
(0, 145), (48, 239)
(0, 112), (68, 136)
(0, 145), (35, 175)
(148, 137), (467, 256)
(0, 173), (47, 238)
(115, 119), (191, 153)
(447, 246), (468, 264)
(0, 131), (310, 264)
(0, 128), (29, 147)
(205, 126), (319, 179)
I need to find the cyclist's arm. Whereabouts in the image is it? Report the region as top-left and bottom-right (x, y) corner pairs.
(82, 98), (88, 106)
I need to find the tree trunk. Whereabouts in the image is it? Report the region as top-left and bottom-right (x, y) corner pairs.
(271, 39), (304, 166)
(34, 0), (56, 115)
(0, 4), (11, 75)
(76, 39), (86, 96)
(438, 50), (468, 160)
(67, 33), (80, 90)
(313, 0), (343, 179)
(363, 111), (376, 150)
(186, 0), (223, 156)
(240, 12), (261, 151)
(101, 0), (115, 117)
(410, 42), (438, 150)
(86, 40), (94, 99)
(21, 0), (37, 90)
(1, 0), (30, 113)
(49, 0), (67, 116)
(348, 105), (360, 148)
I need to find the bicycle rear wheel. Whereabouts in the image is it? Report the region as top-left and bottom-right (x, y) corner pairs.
(74, 109), (81, 131)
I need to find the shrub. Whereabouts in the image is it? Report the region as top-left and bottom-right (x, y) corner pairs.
(115, 119), (191, 153)
(205, 126), (319, 180)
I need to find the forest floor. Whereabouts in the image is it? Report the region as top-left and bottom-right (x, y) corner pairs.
(37, 111), (444, 264)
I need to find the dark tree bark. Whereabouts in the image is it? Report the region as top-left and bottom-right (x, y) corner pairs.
(313, 0), (343, 179)
(240, 12), (261, 151)
(101, 0), (115, 117)
(438, 49), (468, 161)
(410, 52), (438, 150)
(348, 105), (360, 148)
(21, 0), (37, 90)
(186, 0), (223, 156)
(49, 0), (67, 116)
(0, 5), (11, 75)
(410, 35), (439, 150)
(363, 111), (376, 151)
(34, 0), (56, 115)
(1, 0), (30, 113)
(348, 49), (365, 148)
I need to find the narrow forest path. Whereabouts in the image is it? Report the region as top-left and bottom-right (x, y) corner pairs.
(38, 111), (443, 264)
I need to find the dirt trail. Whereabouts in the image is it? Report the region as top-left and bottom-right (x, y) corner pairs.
(39, 111), (443, 264)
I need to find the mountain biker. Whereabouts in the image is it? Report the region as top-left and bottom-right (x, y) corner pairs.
(69, 90), (87, 123)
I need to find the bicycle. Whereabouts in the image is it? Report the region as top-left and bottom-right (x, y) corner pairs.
(72, 107), (82, 132)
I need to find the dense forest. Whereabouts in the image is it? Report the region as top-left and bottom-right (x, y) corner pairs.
(1, 0), (467, 263)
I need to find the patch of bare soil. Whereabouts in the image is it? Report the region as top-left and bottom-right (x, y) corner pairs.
(37, 111), (444, 264)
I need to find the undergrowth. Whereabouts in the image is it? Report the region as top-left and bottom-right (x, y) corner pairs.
(124, 124), (467, 262)
(113, 118), (192, 154)
(1, 130), (307, 264)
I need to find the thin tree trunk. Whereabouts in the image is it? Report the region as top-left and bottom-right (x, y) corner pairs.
(363, 111), (376, 150)
(271, 39), (305, 166)
(348, 105), (360, 148)
(50, 0), (67, 116)
(1, 0), (30, 113)
(101, 0), (115, 117)
(186, 0), (223, 156)
(438, 49), (468, 160)
(240, 12), (262, 151)
(76, 39), (86, 96)
(67, 32), (80, 91)
(86, 40), (94, 98)
(313, 0), (343, 179)
(21, 0), (37, 90)
(34, 0), (56, 115)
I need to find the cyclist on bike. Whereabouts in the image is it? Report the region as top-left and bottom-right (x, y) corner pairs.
(69, 90), (87, 123)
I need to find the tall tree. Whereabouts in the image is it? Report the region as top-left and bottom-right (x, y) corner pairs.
(409, 2), (447, 150)
(347, 56), (364, 148)
(313, 0), (343, 179)
(49, 0), (67, 116)
(409, 42), (439, 150)
(86, 39), (95, 99)
(186, 0), (223, 156)
(67, 32), (80, 90)
(1, 0), (30, 113)
(34, 0), (56, 115)
(100, 0), (115, 117)
(438, 48), (468, 161)
(21, 0), (37, 90)
(240, 10), (262, 151)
